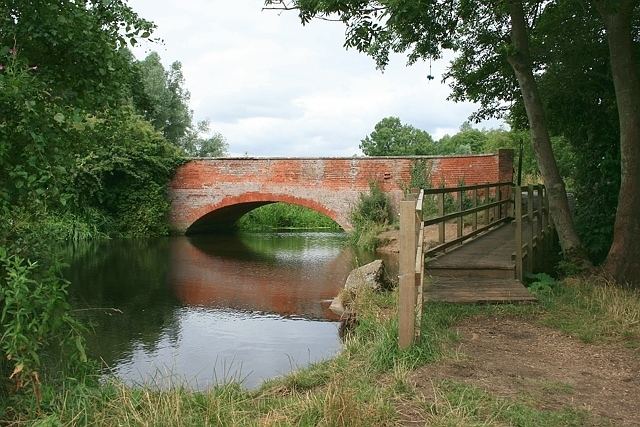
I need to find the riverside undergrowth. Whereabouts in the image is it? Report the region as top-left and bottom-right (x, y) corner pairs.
(348, 182), (393, 251)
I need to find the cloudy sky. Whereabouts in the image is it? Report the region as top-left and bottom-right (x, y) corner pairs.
(130, 0), (502, 157)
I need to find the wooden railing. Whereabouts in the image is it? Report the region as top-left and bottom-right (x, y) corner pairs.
(398, 189), (425, 349)
(513, 184), (554, 281)
(422, 181), (513, 257)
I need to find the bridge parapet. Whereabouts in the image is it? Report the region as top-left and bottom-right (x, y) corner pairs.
(169, 151), (513, 233)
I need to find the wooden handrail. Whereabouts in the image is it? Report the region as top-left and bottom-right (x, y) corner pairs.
(422, 181), (513, 195)
(426, 216), (510, 257)
(423, 199), (511, 226)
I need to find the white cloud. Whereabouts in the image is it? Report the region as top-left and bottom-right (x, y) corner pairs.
(130, 0), (503, 156)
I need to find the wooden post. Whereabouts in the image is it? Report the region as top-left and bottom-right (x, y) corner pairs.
(472, 188), (478, 230)
(485, 183), (490, 224)
(542, 185), (551, 270)
(515, 186), (523, 282)
(399, 200), (417, 349)
(533, 185), (540, 272)
(457, 189), (463, 238)
(497, 186), (503, 220)
(414, 224), (424, 341)
(415, 191), (423, 244)
(438, 192), (445, 244)
(527, 184), (534, 275)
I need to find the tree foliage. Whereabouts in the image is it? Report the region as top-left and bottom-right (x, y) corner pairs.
(136, 52), (192, 146)
(360, 117), (434, 155)
(0, 0), (190, 396)
(181, 120), (229, 158)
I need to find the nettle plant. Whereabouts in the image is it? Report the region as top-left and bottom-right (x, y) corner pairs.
(0, 247), (88, 397)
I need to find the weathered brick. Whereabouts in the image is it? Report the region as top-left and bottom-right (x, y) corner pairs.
(169, 153), (513, 233)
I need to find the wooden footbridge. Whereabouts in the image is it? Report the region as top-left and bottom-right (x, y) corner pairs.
(397, 182), (556, 348)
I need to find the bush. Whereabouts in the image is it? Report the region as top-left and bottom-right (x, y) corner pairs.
(349, 182), (392, 250)
(351, 182), (392, 227)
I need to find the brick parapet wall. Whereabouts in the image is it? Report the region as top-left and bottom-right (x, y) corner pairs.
(169, 152), (513, 233)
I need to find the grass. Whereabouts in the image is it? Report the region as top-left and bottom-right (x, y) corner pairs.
(236, 203), (341, 232)
(419, 380), (589, 427)
(529, 274), (640, 347)
(4, 275), (638, 426)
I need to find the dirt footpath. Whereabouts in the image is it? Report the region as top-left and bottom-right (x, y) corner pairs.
(407, 317), (640, 426)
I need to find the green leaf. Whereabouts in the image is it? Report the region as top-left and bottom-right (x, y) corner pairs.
(53, 113), (65, 124)
(75, 335), (87, 363)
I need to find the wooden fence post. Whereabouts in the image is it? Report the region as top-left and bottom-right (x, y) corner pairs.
(536, 185), (543, 271)
(485, 183), (491, 224)
(473, 188), (478, 231)
(515, 186), (523, 282)
(399, 200), (417, 349)
(542, 185), (551, 271)
(457, 189), (463, 238)
(527, 184), (534, 275)
(438, 192), (445, 244)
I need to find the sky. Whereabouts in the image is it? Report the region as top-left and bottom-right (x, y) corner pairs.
(130, 0), (503, 157)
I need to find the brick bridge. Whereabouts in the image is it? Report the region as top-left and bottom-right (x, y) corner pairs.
(169, 150), (513, 233)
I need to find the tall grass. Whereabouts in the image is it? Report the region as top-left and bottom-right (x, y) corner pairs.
(529, 274), (640, 347)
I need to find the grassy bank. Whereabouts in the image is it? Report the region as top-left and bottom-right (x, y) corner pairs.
(237, 203), (341, 232)
(4, 274), (638, 425)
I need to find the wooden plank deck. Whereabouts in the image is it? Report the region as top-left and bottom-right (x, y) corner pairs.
(425, 222), (536, 303)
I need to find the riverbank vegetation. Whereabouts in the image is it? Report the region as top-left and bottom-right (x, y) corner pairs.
(5, 274), (638, 425)
(348, 183), (394, 251)
(237, 204), (340, 232)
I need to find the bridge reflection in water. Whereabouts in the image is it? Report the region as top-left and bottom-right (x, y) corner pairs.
(170, 234), (357, 320)
(68, 232), (386, 389)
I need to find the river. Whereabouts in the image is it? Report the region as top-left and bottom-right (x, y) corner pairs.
(66, 232), (396, 390)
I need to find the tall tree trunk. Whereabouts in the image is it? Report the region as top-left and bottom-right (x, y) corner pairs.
(506, 0), (589, 264)
(596, 0), (640, 286)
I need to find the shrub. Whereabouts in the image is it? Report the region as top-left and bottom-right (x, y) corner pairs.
(351, 182), (392, 227)
(349, 182), (392, 250)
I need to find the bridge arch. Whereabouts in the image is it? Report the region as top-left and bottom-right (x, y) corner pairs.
(185, 192), (348, 234)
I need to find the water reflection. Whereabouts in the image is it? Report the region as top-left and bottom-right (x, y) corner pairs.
(172, 234), (358, 319)
(67, 232), (377, 389)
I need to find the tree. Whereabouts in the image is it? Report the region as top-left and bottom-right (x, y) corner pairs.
(505, 0), (621, 262)
(593, 0), (640, 285)
(136, 53), (192, 146)
(264, 0), (589, 265)
(438, 121), (488, 154)
(181, 120), (229, 157)
(360, 117), (435, 155)
(0, 0), (155, 109)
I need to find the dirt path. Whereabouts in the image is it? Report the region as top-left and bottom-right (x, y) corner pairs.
(404, 317), (640, 426)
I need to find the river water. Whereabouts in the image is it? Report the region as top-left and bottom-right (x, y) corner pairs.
(66, 232), (395, 390)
